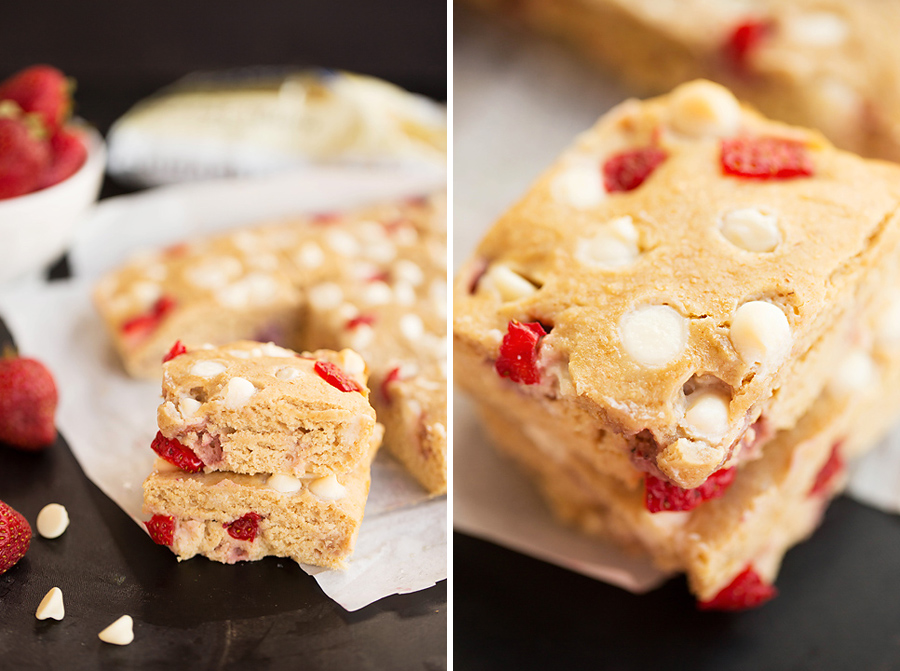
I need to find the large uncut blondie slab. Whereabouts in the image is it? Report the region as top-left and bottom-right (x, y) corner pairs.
(454, 80), (900, 606)
(95, 194), (447, 495)
(156, 342), (376, 478)
(464, 0), (900, 162)
(143, 431), (381, 569)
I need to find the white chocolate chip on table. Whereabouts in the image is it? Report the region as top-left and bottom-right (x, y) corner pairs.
(36, 503), (70, 539)
(99, 615), (134, 645)
(35, 587), (65, 621)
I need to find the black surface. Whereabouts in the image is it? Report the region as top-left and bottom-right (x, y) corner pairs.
(455, 499), (900, 670)
(0, 3), (446, 668)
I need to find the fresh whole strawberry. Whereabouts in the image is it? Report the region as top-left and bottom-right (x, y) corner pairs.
(0, 353), (58, 450)
(37, 127), (87, 189)
(0, 115), (50, 199)
(0, 499), (32, 575)
(0, 65), (70, 133)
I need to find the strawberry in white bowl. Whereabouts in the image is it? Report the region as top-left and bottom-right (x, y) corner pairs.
(0, 65), (105, 283)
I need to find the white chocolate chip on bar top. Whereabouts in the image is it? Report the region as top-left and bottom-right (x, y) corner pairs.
(454, 80), (900, 489)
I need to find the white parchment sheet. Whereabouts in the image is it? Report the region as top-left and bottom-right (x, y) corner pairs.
(0, 164), (446, 612)
(453, 11), (900, 595)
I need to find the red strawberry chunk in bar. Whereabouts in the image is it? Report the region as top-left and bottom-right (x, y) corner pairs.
(121, 295), (177, 342)
(699, 566), (778, 611)
(314, 361), (364, 394)
(602, 147), (667, 193)
(150, 431), (205, 473)
(381, 366), (403, 404)
(224, 512), (263, 541)
(810, 442), (845, 497)
(346, 314), (377, 330)
(721, 137), (814, 180)
(145, 514), (175, 546)
(162, 340), (187, 363)
(644, 467), (736, 513)
(495, 320), (547, 385)
(722, 21), (773, 71)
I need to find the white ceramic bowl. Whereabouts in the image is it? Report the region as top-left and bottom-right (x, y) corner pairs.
(0, 125), (106, 283)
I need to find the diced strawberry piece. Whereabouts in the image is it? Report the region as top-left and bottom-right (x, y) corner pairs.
(162, 340), (187, 363)
(381, 366), (403, 404)
(37, 128), (87, 189)
(602, 147), (667, 193)
(721, 136), (814, 180)
(699, 566), (778, 611)
(312, 212), (340, 225)
(368, 270), (391, 283)
(645, 467), (736, 513)
(144, 514), (175, 546)
(150, 431), (204, 473)
(0, 65), (70, 132)
(223, 512), (263, 541)
(495, 320), (547, 385)
(120, 296), (177, 342)
(314, 361), (364, 394)
(810, 442), (845, 497)
(346, 314), (377, 330)
(723, 21), (772, 72)
(0, 116), (50, 199)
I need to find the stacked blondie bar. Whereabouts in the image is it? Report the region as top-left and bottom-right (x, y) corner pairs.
(94, 193), (447, 496)
(465, 0), (900, 162)
(142, 341), (380, 568)
(453, 80), (900, 608)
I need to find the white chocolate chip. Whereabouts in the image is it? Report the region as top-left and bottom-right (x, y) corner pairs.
(683, 391), (731, 441)
(828, 348), (877, 397)
(215, 272), (280, 308)
(130, 281), (162, 308)
(36, 503), (70, 539)
(364, 241), (397, 264)
(35, 587), (64, 621)
(719, 208), (781, 252)
(295, 242), (325, 268)
(179, 397), (202, 420)
(619, 305), (688, 368)
(190, 360), (227, 378)
(480, 265), (538, 302)
(784, 11), (849, 47)
(360, 281), (393, 306)
(393, 259), (424, 287)
(393, 281), (417, 306)
(325, 229), (360, 257)
(222, 377), (257, 409)
(153, 457), (181, 474)
(308, 282), (343, 310)
(400, 314), (425, 341)
(668, 80), (740, 138)
(183, 256), (243, 289)
(309, 474), (347, 500)
(339, 350), (367, 377)
(730, 301), (792, 368)
(575, 216), (641, 269)
(99, 615), (134, 646)
(876, 294), (900, 348)
(259, 342), (293, 358)
(267, 473), (303, 494)
(348, 324), (375, 351)
(275, 366), (301, 381)
(551, 160), (605, 209)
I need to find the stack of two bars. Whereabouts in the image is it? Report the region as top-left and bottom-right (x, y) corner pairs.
(143, 340), (380, 569)
(454, 80), (900, 608)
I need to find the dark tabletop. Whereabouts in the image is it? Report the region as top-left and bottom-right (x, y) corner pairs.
(0, 3), (446, 669)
